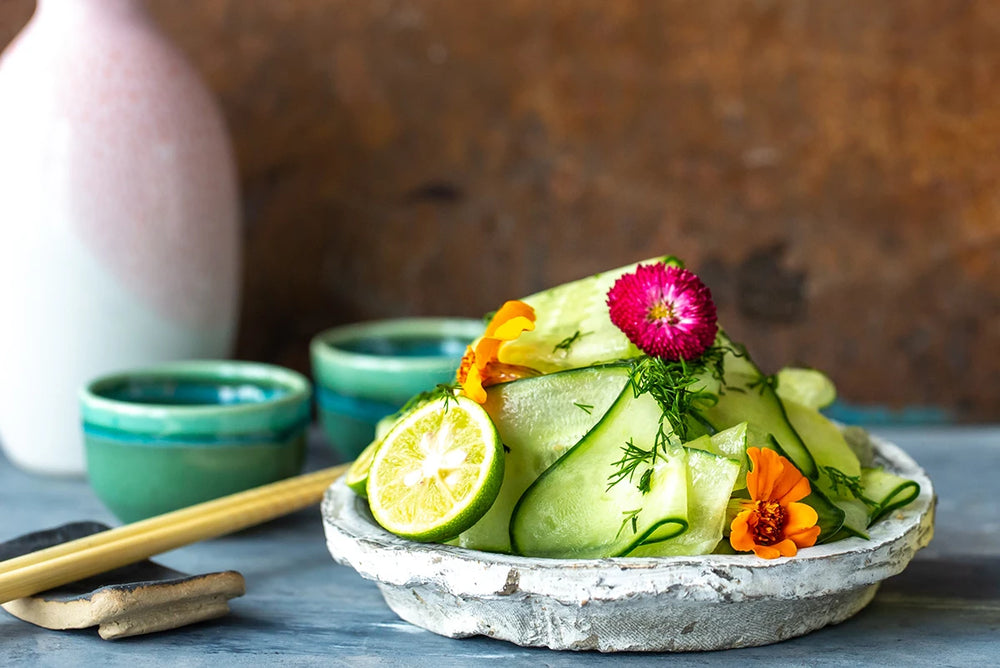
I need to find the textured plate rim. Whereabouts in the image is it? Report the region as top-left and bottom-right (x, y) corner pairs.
(322, 431), (934, 604)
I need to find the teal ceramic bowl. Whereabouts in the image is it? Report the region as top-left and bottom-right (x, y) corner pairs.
(310, 318), (483, 461)
(80, 360), (312, 523)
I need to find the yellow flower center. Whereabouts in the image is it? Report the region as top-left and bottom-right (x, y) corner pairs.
(647, 300), (677, 324)
(749, 500), (787, 546)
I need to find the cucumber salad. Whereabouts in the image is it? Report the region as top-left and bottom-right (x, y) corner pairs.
(348, 257), (920, 560)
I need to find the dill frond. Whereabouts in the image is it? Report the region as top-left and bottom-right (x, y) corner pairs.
(603, 343), (736, 493)
(823, 466), (879, 508)
(607, 438), (652, 491)
(553, 330), (587, 355)
(616, 508), (642, 539)
(398, 383), (459, 416)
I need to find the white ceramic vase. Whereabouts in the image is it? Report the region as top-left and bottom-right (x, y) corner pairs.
(0, 0), (242, 475)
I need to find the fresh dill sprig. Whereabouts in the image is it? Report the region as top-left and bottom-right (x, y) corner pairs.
(607, 438), (651, 491)
(823, 466), (879, 508)
(748, 373), (777, 396)
(604, 345), (733, 493)
(726, 339), (750, 361)
(553, 330), (586, 355)
(628, 346), (727, 446)
(574, 402), (594, 414)
(616, 508), (642, 539)
(398, 382), (459, 416)
(637, 467), (653, 494)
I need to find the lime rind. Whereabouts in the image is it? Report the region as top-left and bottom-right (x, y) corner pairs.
(345, 437), (381, 498)
(366, 396), (504, 542)
(344, 413), (408, 498)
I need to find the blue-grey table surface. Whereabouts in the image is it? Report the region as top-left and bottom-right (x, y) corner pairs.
(2, 425), (998, 667)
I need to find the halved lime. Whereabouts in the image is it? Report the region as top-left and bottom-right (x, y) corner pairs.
(366, 395), (504, 542)
(344, 413), (406, 498)
(775, 367), (837, 410)
(345, 438), (381, 498)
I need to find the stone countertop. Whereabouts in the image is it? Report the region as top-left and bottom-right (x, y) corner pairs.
(2, 426), (998, 666)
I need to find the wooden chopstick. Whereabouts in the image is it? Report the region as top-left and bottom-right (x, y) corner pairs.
(0, 464), (348, 604)
(0, 465), (346, 577)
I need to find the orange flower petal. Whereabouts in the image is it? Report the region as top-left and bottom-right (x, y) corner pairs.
(455, 345), (476, 385)
(459, 300), (538, 404)
(729, 511), (755, 553)
(491, 315), (535, 341)
(772, 464), (812, 505)
(784, 501), (819, 532)
(777, 477), (812, 506)
(746, 447), (782, 500)
(461, 364), (487, 404)
(790, 525), (821, 549)
(752, 543), (783, 559)
(784, 502), (821, 547)
(473, 337), (502, 368)
(746, 446), (813, 505)
(485, 300), (536, 337)
(772, 539), (799, 558)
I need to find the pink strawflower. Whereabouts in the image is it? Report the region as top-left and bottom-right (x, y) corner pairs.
(606, 263), (718, 360)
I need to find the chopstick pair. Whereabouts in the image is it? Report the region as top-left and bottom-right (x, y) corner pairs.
(0, 464), (348, 604)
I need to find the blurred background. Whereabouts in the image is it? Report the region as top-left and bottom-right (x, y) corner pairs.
(2, 0), (997, 423)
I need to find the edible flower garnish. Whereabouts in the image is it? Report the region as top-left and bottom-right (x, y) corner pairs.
(606, 263), (718, 361)
(730, 447), (821, 559)
(457, 300), (538, 403)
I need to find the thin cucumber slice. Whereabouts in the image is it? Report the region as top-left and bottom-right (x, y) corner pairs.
(683, 421), (770, 490)
(715, 331), (758, 377)
(841, 425), (876, 467)
(626, 455), (689, 546)
(782, 398), (861, 479)
(775, 367), (837, 410)
(510, 388), (688, 558)
(702, 423), (748, 461)
(627, 447), (740, 557)
(693, 332), (818, 479)
(696, 369), (818, 480)
(454, 364), (632, 552)
(834, 498), (871, 539)
(782, 398), (871, 537)
(861, 467), (921, 526)
(499, 257), (673, 373)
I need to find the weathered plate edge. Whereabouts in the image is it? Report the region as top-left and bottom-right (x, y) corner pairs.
(321, 430), (935, 651)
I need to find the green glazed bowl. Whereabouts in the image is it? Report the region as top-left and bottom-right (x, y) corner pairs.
(80, 360), (312, 523)
(310, 318), (483, 461)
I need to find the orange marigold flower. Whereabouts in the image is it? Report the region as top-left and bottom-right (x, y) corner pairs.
(456, 300), (538, 403)
(730, 447), (821, 559)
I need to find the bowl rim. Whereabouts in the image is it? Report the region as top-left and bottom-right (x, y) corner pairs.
(310, 317), (483, 375)
(80, 360), (312, 436)
(323, 430), (935, 603)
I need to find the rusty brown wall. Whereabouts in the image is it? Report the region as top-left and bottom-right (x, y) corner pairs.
(3, 1), (998, 421)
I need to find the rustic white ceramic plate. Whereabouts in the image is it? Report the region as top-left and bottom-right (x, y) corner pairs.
(322, 432), (934, 652)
